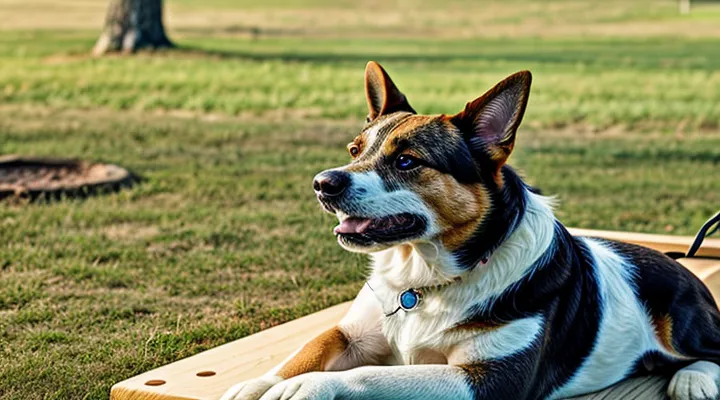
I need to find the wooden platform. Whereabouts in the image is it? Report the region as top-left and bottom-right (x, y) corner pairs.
(567, 228), (720, 259)
(111, 229), (720, 400)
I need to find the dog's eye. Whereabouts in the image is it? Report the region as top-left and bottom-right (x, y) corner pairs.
(395, 155), (419, 171)
(348, 144), (360, 158)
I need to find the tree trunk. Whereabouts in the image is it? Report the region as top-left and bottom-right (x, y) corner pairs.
(679, 0), (691, 15)
(93, 0), (173, 55)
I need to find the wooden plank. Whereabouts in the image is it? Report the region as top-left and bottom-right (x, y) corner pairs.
(568, 228), (720, 258)
(678, 257), (720, 282)
(111, 229), (720, 400)
(110, 302), (352, 400)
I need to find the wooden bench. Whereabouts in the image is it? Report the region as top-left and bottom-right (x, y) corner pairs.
(111, 229), (720, 400)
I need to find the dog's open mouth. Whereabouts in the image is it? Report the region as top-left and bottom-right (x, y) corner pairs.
(333, 213), (426, 247)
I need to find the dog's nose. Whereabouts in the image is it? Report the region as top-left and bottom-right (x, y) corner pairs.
(313, 171), (350, 197)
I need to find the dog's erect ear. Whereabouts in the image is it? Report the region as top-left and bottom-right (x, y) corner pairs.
(365, 61), (415, 122)
(452, 71), (532, 166)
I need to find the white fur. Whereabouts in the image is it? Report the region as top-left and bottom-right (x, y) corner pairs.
(549, 238), (677, 399)
(354, 113), (406, 161)
(342, 171), (438, 233)
(221, 375), (282, 400)
(366, 192), (554, 365)
(371, 240), (457, 290)
(460, 192), (557, 312)
(372, 191), (555, 289)
(668, 361), (720, 400)
(336, 365), (475, 399)
(335, 285), (393, 370)
(339, 284), (385, 327)
(223, 187), (720, 400)
(456, 315), (544, 362)
(256, 192), (555, 400)
(363, 121), (382, 152)
(257, 365), (474, 400)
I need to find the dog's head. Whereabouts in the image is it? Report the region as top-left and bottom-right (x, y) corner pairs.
(314, 62), (531, 256)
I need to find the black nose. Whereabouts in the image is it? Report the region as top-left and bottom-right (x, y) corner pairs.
(313, 170), (350, 197)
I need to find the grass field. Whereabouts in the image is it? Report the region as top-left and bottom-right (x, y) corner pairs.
(1, 1), (720, 399)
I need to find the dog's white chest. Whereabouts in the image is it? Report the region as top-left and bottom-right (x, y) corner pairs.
(382, 310), (545, 366)
(365, 276), (453, 363)
(382, 311), (448, 364)
(367, 270), (546, 366)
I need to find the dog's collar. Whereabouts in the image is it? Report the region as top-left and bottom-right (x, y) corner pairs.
(366, 255), (489, 317)
(366, 276), (463, 317)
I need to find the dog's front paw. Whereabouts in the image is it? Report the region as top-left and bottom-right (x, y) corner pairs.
(220, 375), (283, 400)
(668, 362), (720, 400)
(258, 372), (342, 400)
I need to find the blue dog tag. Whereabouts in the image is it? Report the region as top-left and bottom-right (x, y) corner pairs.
(399, 289), (421, 310)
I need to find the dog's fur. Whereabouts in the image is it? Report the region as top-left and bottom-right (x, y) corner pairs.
(222, 62), (720, 400)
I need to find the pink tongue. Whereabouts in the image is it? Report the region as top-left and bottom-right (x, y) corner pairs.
(334, 218), (372, 235)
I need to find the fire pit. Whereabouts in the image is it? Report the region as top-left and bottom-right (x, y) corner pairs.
(0, 155), (137, 202)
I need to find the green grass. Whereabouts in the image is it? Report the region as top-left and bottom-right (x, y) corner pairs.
(1, 0), (720, 399)
(3, 32), (720, 129)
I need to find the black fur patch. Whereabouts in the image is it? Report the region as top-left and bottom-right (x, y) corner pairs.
(453, 165), (528, 269)
(603, 240), (720, 367)
(357, 113), (413, 163)
(367, 116), (481, 191)
(457, 224), (604, 399)
(456, 229), (720, 399)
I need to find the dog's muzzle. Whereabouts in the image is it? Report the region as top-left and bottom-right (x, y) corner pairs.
(313, 170), (350, 212)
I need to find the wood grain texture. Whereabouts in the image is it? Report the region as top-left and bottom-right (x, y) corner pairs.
(110, 302), (351, 400)
(111, 229), (720, 400)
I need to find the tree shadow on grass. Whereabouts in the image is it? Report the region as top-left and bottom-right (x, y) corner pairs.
(173, 39), (719, 71)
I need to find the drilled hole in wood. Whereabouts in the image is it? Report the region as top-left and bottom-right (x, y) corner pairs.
(145, 379), (166, 386)
(196, 371), (216, 377)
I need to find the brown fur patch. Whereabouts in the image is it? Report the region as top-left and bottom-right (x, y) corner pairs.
(448, 320), (506, 333)
(379, 115), (434, 155)
(652, 313), (678, 354)
(413, 169), (490, 250)
(459, 363), (486, 387)
(344, 160), (375, 173)
(277, 326), (349, 379)
(344, 113), (412, 169)
(398, 244), (413, 260)
(369, 115), (493, 251)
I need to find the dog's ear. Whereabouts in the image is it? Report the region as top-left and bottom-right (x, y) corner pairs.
(452, 71), (531, 166)
(365, 61), (415, 122)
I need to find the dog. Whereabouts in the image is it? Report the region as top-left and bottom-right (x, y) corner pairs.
(222, 62), (720, 400)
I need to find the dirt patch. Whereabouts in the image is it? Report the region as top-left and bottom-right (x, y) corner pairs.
(0, 156), (137, 202)
(101, 223), (160, 241)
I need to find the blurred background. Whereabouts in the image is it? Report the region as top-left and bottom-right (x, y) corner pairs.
(1, 0), (719, 398)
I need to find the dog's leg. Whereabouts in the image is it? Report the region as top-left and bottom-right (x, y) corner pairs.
(257, 360), (539, 400)
(220, 326), (350, 400)
(668, 361), (720, 400)
(221, 286), (389, 400)
(257, 364), (477, 400)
